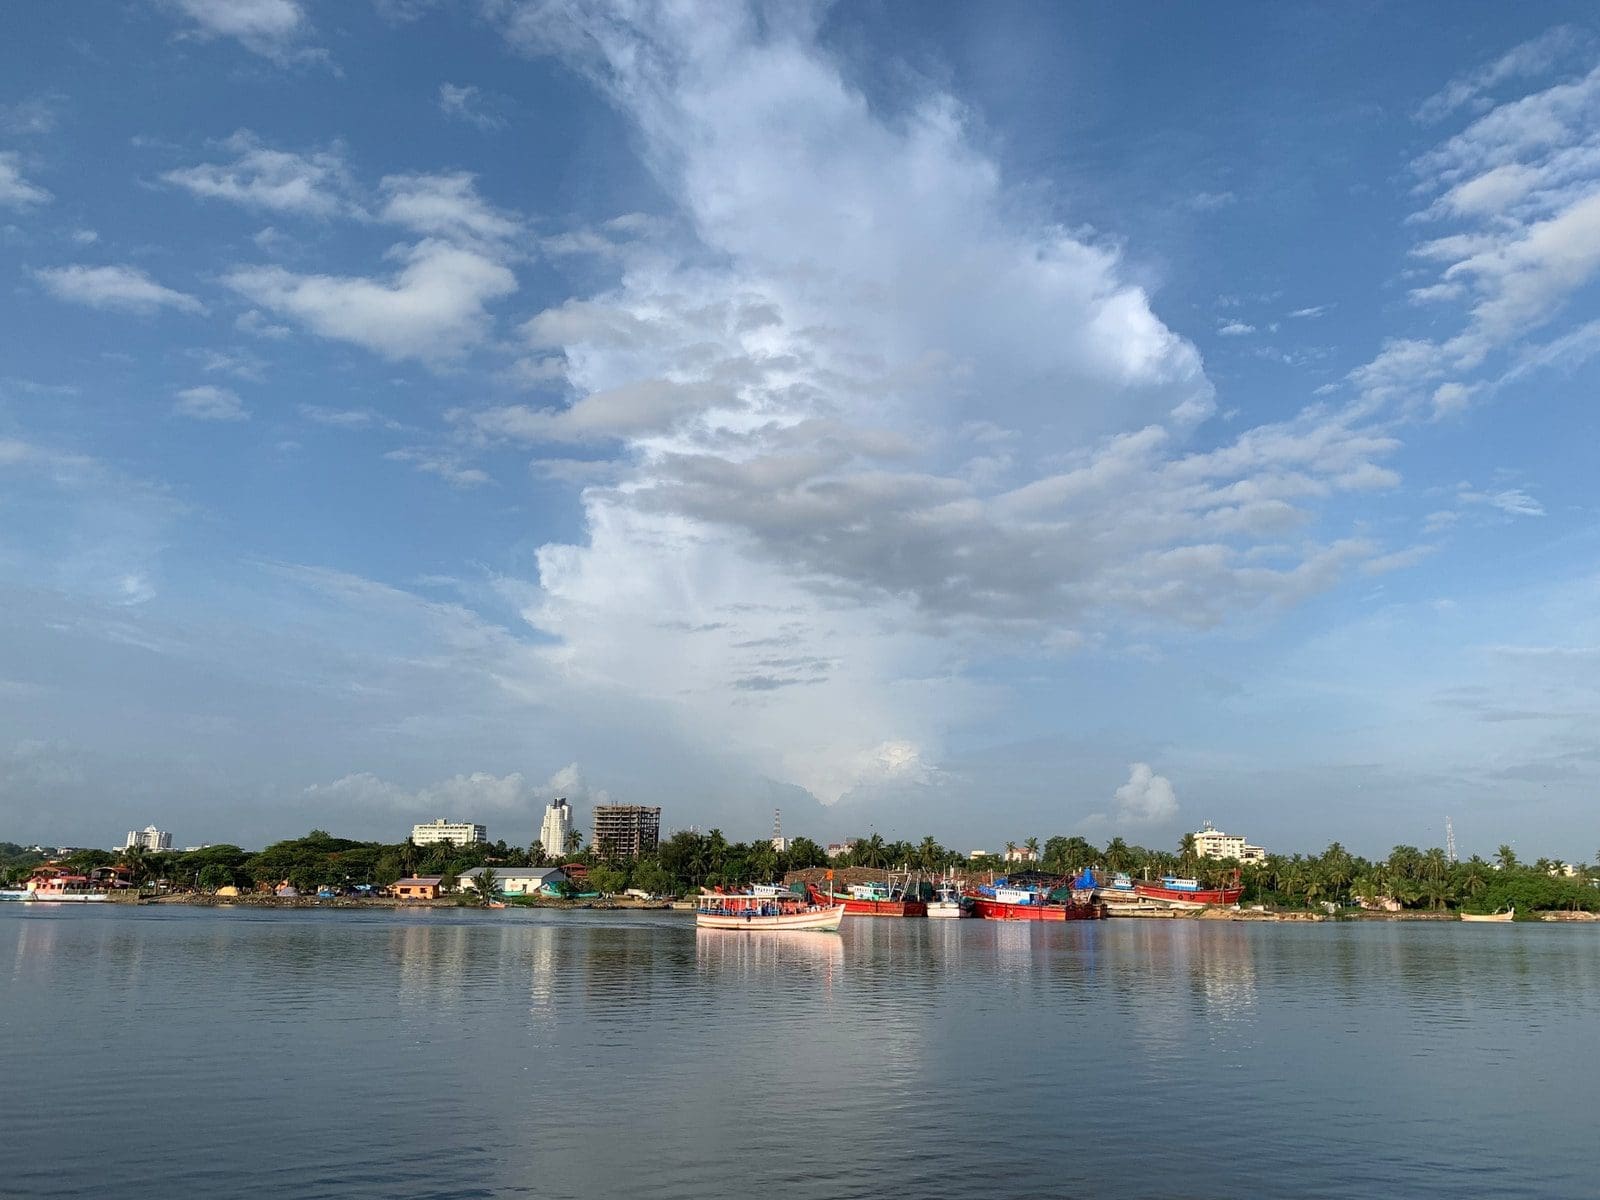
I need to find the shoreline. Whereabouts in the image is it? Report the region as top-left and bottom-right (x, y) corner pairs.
(14, 893), (1594, 921)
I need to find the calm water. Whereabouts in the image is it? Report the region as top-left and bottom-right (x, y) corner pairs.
(3, 907), (1597, 1199)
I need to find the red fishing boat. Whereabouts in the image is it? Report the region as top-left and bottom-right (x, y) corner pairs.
(1133, 875), (1242, 908)
(966, 876), (1105, 921)
(806, 879), (928, 917)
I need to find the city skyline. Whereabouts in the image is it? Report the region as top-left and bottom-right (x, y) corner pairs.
(4, 3), (1600, 856)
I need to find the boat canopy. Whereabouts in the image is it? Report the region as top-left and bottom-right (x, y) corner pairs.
(1071, 868), (1097, 890)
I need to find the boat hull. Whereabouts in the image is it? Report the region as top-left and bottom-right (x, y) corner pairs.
(970, 895), (1105, 921)
(1460, 911), (1514, 922)
(1132, 884), (1242, 908)
(927, 900), (969, 918)
(697, 904), (846, 932)
(21, 893), (110, 903)
(806, 886), (927, 917)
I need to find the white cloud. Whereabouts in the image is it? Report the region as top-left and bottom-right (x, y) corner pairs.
(452, 3), (1413, 806)
(1102, 762), (1179, 825)
(1189, 190), (1236, 211)
(1356, 54), (1600, 413)
(438, 82), (505, 130)
(384, 447), (491, 488)
(224, 239), (517, 360)
(1414, 26), (1586, 123)
(377, 171), (519, 243)
(169, 0), (319, 63)
(163, 130), (353, 217)
(35, 264), (204, 315)
(0, 94), (63, 137)
(1217, 320), (1254, 336)
(0, 152), (51, 208)
(1459, 485), (1545, 518)
(174, 385), (249, 421)
(1288, 305), (1327, 319)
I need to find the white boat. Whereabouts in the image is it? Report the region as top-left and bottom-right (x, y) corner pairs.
(1460, 908), (1515, 923)
(927, 882), (970, 918)
(696, 889), (846, 931)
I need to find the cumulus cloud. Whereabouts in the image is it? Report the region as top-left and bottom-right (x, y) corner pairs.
(377, 171), (519, 243)
(162, 131), (353, 217)
(449, 2), (1414, 805)
(35, 264), (204, 315)
(224, 239), (516, 360)
(0, 152), (51, 208)
(174, 385), (249, 421)
(1110, 762), (1179, 824)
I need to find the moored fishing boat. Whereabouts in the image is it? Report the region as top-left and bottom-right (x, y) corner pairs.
(697, 889), (846, 931)
(806, 879), (928, 917)
(967, 874), (1104, 921)
(927, 882), (971, 918)
(21, 876), (111, 902)
(1460, 908), (1514, 922)
(1133, 875), (1242, 909)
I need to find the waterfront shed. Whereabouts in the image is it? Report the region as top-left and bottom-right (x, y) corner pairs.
(391, 876), (444, 900)
(458, 867), (568, 897)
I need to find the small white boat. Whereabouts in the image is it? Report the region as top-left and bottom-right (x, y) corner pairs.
(1460, 908), (1515, 923)
(696, 889), (846, 931)
(927, 882), (970, 918)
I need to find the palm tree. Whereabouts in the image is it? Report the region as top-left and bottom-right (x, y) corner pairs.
(1104, 837), (1132, 873)
(1024, 836), (1040, 863)
(1004, 840), (1017, 863)
(472, 867), (499, 905)
(859, 833), (887, 869)
(565, 828), (583, 858)
(1495, 843), (1518, 871)
(1178, 833), (1198, 875)
(918, 836), (942, 874)
(529, 841), (547, 868)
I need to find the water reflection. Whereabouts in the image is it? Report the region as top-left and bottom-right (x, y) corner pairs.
(695, 927), (843, 995)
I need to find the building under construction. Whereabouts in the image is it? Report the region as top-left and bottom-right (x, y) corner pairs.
(592, 804), (662, 859)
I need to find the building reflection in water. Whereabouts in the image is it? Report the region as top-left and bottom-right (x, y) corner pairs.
(694, 927), (843, 997)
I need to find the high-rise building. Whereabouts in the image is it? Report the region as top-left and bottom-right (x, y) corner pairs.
(539, 797), (573, 855)
(410, 818), (488, 847)
(592, 805), (661, 859)
(123, 825), (172, 852)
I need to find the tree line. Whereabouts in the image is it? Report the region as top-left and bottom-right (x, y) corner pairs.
(4, 831), (1597, 913)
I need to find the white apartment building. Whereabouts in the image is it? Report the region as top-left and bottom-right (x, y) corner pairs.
(539, 798), (573, 854)
(1193, 822), (1266, 864)
(411, 818), (488, 847)
(123, 825), (172, 852)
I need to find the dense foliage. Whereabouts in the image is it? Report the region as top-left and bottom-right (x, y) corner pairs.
(5, 830), (1596, 914)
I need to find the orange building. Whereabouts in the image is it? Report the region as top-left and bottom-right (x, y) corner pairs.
(390, 876), (444, 900)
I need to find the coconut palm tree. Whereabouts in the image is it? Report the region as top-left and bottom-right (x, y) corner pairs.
(1495, 843), (1518, 871)
(918, 836), (942, 874)
(858, 833), (887, 869)
(1104, 837), (1132, 873)
(1178, 833), (1198, 876)
(1024, 836), (1040, 863)
(472, 867), (499, 905)
(565, 828), (583, 858)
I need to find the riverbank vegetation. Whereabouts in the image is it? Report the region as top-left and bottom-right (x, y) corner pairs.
(4, 832), (1596, 915)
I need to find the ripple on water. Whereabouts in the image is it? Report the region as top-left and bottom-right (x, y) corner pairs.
(2, 908), (1597, 1199)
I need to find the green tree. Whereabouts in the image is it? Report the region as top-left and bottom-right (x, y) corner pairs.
(197, 863), (234, 891)
(472, 867), (499, 905)
(1495, 843), (1518, 871)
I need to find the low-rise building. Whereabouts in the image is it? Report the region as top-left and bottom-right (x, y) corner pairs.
(411, 819), (487, 847)
(826, 841), (856, 859)
(1192, 822), (1266, 864)
(1004, 846), (1039, 863)
(391, 876), (444, 900)
(457, 866), (568, 896)
(968, 850), (991, 861)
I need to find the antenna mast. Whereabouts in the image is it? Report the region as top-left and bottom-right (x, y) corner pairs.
(1445, 816), (1457, 865)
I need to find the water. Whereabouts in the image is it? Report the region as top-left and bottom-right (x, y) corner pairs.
(3, 907), (1596, 1200)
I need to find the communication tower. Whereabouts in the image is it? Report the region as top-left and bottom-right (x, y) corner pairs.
(1445, 816), (1457, 865)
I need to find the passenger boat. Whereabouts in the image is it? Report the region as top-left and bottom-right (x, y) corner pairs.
(697, 889), (846, 931)
(927, 882), (971, 918)
(805, 879), (927, 917)
(1133, 875), (1242, 908)
(967, 875), (1104, 921)
(1460, 908), (1514, 922)
(21, 876), (110, 902)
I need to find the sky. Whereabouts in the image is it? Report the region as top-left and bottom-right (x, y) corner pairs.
(3, 1), (1600, 860)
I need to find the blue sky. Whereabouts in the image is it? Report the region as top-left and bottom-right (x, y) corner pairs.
(4, 1), (1600, 860)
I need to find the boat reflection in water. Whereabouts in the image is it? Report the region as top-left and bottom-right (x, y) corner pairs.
(695, 924), (844, 994)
